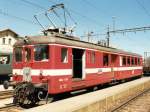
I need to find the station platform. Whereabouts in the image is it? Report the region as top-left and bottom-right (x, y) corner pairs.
(24, 77), (150, 112)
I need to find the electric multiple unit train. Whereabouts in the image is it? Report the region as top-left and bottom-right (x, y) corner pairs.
(4, 31), (143, 105)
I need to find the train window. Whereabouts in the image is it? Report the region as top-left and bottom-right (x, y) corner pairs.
(91, 51), (95, 64)
(131, 57), (134, 65)
(103, 54), (109, 66)
(123, 56), (126, 66)
(15, 47), (22, 62)
(135, 58), (137, 65)
(25, 48), (31, 62)
(138, 58), (140, 65)
(61, 48), (68, 63)
(34, 45), (49, 61)
(0, 55), (10, 64)
(87, 52), (90, 63)
(127, 57), (130, 65)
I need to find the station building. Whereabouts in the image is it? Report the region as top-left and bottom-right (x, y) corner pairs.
(0, 29), (18, 53)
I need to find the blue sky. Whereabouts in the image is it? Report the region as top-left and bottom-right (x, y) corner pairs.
(0, 0), (150, 55)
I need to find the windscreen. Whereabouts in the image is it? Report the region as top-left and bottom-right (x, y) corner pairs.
(34, 45), (49, 61)
(25, 48), (31, 62)
(14, 47), (22, 62)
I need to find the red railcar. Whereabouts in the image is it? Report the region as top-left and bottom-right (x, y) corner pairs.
(4, 33), (143, 104)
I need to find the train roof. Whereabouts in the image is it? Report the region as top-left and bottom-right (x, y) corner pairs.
(14, 33), (142, 57)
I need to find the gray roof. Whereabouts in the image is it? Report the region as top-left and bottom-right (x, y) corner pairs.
(15, 33), (142, 57)
(0, 28), (18, 37)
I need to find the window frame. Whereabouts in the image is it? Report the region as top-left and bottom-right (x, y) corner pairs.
(9, 38), (12, 45)
(135, 57), (137, 65)
(103, 53), (109, 66)
(14, 47), (23, 62)
(138, 58), (140, 65)
(131, 57), (135, 65)
(127, 57), (130, 65)
(91, 51), (95, 64)
(25, 47), (31, 62)
(2, 38), (6, 44)
(34, 44), (49, 62)
(61, 48), (68, 63)
(87, 51), (90, 64)
(122, 56), (126, 66)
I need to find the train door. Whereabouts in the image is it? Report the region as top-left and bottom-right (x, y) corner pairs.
(111, 54), (117, 80)
(72, 48), (85, 80)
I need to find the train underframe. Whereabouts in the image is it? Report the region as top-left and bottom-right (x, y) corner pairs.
(3, 74), (142, 106)
(13, 82), (45, 105)
(4, 81), (53, 105)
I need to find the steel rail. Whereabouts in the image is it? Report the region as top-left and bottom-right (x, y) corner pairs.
(111, 88), (150, 112)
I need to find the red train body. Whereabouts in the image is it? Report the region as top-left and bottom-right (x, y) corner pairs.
(5, 33), (143, 104)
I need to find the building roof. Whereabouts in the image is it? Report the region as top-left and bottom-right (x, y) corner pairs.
(0, 28), (18, 37)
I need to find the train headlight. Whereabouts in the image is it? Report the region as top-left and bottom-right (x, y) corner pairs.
(13, 73), (18, 79)
(14, 73), (17, 76)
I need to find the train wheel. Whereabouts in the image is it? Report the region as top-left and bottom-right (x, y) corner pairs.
(87, 86), (98, 92)
(37, 89), (54, 104)
(3, 80), (9, 89)
(13, 82), (36, 105)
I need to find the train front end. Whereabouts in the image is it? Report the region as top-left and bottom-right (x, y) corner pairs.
(4, 38), (52, 105)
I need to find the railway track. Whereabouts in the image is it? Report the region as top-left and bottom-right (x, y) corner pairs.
(0, 103), (23, 112)
(111, 89), (150, 112)
(0, 90), (13, 100)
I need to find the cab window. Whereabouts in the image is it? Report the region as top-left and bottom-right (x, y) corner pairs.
(34, 45), (49, 61)
(61, 48), (68, 63)
(25, 48), (31, 62)
(14, 47), (22, 62)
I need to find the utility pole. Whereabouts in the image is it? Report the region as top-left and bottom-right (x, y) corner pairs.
(106, 25), (110, 47)
(87, 31), (93, 42)
(106, 16), (116, 47)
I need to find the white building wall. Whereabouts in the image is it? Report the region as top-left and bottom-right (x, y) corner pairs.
(0, 35), (16, 45)
(0, 37), (2, 45)
(0, 32), (17, 53)
(0, 45), (13, 53)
